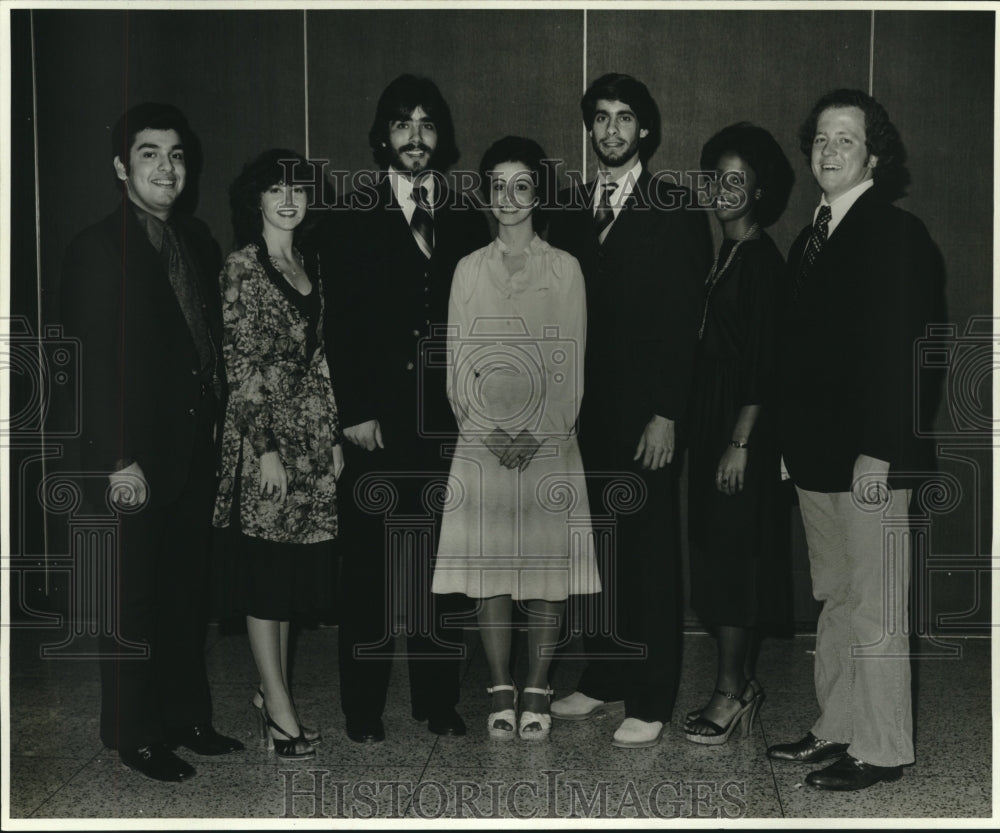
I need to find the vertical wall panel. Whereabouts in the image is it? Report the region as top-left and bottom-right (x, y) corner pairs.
(874, 11), (994, 630)
(16, 7), (994, 632)
(34, 8), (306, 308)
(306, 9), (582, 196)
(587, 10), (872, 256)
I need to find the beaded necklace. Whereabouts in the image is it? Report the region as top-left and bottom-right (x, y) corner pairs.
(698, 222), (761, 340)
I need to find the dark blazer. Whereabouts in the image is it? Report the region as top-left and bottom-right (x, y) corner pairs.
(547, 170), (712, 456)
(60, 201), (223, 507)
(322, 175), (490, 466)
(780, 187), (941, 493)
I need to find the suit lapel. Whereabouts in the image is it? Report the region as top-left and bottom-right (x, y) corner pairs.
(116, 203), (199, 358)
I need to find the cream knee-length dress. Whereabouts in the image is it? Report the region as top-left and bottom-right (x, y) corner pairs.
(432, 235), (600, 602)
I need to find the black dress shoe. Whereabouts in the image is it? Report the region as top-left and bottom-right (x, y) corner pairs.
(167, 724), (245, 756)
(806, 755), (903, 791)
(419, 708), (466, 737)
(767, 732), (849, 764)
(119, 743), (195, 782)
(346, 718), (385, 744)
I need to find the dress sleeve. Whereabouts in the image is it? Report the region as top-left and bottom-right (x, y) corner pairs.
(220, 253), (280, 457)
(537, 252), (587, 441)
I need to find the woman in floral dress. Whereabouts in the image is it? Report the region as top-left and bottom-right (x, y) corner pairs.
(213, 149), (343, 759)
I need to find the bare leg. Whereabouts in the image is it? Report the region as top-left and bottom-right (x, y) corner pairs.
(521, 599), (564, 714)
(246, 615), (301, 740)
(478, 596), (515, 722)
(687, 625), (753, 735)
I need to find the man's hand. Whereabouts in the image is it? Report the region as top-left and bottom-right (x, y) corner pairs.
(633, 415), (675, 470)
(716, 446), (748, 496)
(260, 450), (288, 503)
(499, 429), (542, 471)
(483, 427), (513, 460)
(344, 420), (384, 452)
(108, 461), (149, 509)
(332, 444), (345, 480)
(852, 454), (890, 505)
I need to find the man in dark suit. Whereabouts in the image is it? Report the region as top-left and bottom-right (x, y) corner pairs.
(60, 102), (242, 782)
(323, 75), (490, 743)
(547, 73), (711, 748)
(767, 89), (940, 790)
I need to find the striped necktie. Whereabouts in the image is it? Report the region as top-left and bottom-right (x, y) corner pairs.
(593, 180), (618, 243)
(410, 183), (434, 259)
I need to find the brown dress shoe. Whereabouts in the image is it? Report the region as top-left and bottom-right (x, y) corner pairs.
(806, 755), (903, 790)
(766, 732), (849, 763)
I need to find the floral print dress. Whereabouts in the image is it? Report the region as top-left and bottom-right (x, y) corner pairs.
(212, 244), (341, 544)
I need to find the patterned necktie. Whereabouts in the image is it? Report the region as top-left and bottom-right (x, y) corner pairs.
(161, 221), (216, 381)
(410, 183), (434, 259)
(593, 180), (619, 243)
(796, 204), (832, 296)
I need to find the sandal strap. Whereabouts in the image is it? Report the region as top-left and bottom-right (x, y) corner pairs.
(486, 684), (515, 695)
(522, 687), (553, 697)
(687, 714), (726, 735)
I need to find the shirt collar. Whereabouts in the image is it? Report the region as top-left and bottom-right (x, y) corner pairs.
(816, 178), (874, 236)
(129, 200), (168, 252)
(389, 166), (437, 210)
(595, 159), (643, 209)
(491, 233), (544, 258)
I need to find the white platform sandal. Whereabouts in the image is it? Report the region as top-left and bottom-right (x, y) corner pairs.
(486, 684), (518, 741)
(518, 686), (554, 741)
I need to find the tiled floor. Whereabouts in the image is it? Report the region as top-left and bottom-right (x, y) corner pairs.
(6, 624), (993, 822)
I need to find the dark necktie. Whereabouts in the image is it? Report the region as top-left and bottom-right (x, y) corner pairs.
(161, 221), (216, 383)
(411, 183), (434, 259)
(796, 204), (832, 296)
(593, 181), (618, 243)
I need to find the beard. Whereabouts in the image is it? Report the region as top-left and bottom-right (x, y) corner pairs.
(391, 141), (435, 173)
(592, 134), (641, 169)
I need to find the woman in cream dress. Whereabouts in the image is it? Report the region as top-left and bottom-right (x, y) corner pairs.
(432, 137), (600, 741)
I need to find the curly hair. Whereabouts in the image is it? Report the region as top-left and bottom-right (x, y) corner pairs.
(700, 122), (795, 227)
(367, 74), (460, 172)
(228, 148), (322, 249)
(798, 89), (909, 199)
(478, 135), (553, 231)
(581, 73), (661, 162)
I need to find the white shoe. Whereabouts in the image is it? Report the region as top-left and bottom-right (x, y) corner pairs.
(486, 684), (517, 741)
(518, 687), (553, 741)
(611, 717), (664, 748)
(551, 691), (624, 722)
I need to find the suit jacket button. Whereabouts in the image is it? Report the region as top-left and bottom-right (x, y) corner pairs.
(190, 368), (199, 376)
(188, 408), (196, 416)
(406, 361), (415, 371)
(412, 329), (420, 337)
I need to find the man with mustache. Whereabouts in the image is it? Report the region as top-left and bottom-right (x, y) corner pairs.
(60, 102), (243, 781)
(547, 73), (712, 748)
(322, 74), (489, 743)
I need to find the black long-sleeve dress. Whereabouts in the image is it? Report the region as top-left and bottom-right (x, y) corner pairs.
(687, 232), (791, 628)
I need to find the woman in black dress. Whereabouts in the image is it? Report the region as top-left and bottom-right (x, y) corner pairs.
(684, 124), (794, 745)
(213, 149), (343, 759)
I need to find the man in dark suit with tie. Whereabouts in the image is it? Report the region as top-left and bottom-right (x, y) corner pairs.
(323, 75), (490, 743)
(547, 73), (711, 748)
(767, 89), (940, 790)
(60, 102), (242, 782)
